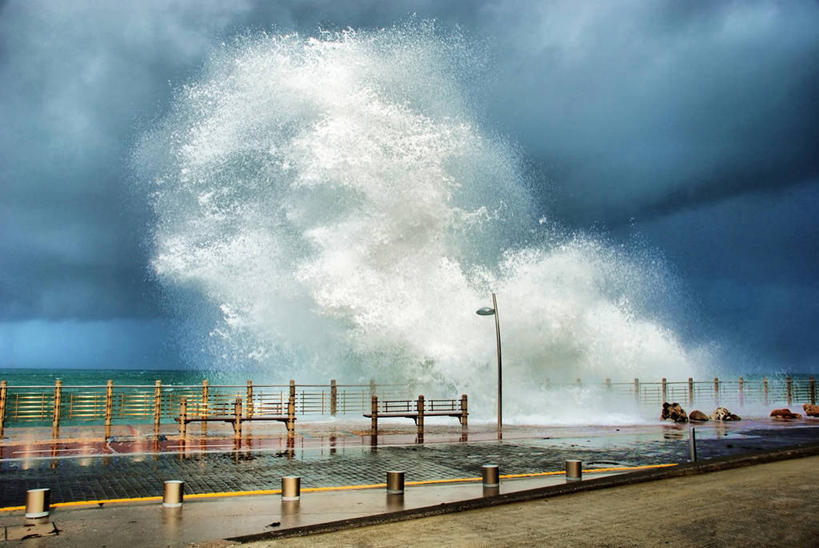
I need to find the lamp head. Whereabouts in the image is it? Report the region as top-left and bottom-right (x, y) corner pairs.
(476, 307), (496, 316)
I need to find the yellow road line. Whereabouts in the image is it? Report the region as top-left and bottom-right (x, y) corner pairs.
(0, 463), (677, 512)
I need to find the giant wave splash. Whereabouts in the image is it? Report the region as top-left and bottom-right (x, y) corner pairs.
(135, 24), (709, 421)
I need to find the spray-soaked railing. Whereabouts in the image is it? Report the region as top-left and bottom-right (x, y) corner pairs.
(1, 376), (815, 439)
(0, 379), (414, 439)
(544, 376), (817, 409)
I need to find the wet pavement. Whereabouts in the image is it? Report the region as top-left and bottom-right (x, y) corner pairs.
(1, 419), (818, 509)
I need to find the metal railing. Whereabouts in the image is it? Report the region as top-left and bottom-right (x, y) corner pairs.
(0, 378), (413, 438)
(544, 376), (817, 409)
(0, 376), (814, 439)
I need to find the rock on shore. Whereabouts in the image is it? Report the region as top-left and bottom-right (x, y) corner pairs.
(770, 408), (802, 419)
(689, 410), (709, 421)
(710, 407), (741, 421)
(803, 404), (819, 417)
(661, 402), (688, 423)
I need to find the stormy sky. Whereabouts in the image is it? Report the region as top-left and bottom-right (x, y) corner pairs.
(1, 1), (817, 372)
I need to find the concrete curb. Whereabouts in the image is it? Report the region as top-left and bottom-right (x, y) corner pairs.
(226, 441), (819, 543)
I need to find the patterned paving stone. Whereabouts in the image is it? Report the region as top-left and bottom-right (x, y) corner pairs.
(1, 425), (817, 507)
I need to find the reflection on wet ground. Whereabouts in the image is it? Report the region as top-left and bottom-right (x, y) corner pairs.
(1, 420), (817, 507)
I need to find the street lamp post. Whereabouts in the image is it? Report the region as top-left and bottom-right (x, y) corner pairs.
(477, 292), (502, 440)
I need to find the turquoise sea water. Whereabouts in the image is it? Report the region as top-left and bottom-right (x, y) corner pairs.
(0, 368), (254, 387)
(0, 368), (811, 388)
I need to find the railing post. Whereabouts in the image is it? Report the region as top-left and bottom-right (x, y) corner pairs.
(234, 398), (242, 441)
(105, 380), (113, 439)
(763, 377), (769, 406)
(370, 379), (376, 397)
(0, 380), (7, 439)
(246, 380), (254, 418)
(575, 378), (582, 387)
(154, 380), (162, 436)
(738, 377), (744, 407)
(633, 378), (640, 402)
(545, 377), (550, 389)
(605, 378), (611, 391)
(786, 376), (793, 406)
(714, 377), (720, 406)
(688, 377), (694, 408)
(287, 392), (296, 439)
(179, 398), (187, 438)
(661, 378), (667, 403)
(417, 395), (425, 438)
(810, 377), (816, 405)
(460, 394), (468, 430)
(330, 379), (337, 416)
(371, 395), (378, 435)
(52, 380), (62, 439)
(201, 379), (209, 417)
(289, 379), (296, 414)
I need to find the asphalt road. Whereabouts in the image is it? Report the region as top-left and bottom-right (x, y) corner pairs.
(256, 454), (819, 547)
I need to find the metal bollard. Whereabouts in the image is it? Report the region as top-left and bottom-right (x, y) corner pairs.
(481, 464), (499, 487)
(25, 488), (51, 519)
(386, 471), (405, 495)
(689, 427), (697, 462)
(282, 476), (301, 501)
(162, 480), (184, 508)
(566, 460), (582, 481)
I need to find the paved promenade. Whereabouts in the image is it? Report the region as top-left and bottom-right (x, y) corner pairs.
(2, 421), (818, 508)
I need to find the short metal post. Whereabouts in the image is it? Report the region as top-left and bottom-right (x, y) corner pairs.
(633, 378), (640, 402)
(371, 395), (378, 435)
(786, 376), (793, 406)
(25, 488), (51, 518)
(282, 476), (300, 501)
(0, 380), (7, 439)
(482, 464), (499, 487)
(162, 480), (184, 508)
(104, 380), (113, 439)
(565, 460), (582, 481)
(246, 380), (254, 418)
(417, 395), (425, 438)
(460, 394), (468, 430)
(810, 377), (816, 405)
(688, 377), (694, 408)
(738, 376), (744, 407)
(661, 378), (667, 403)
(234, 398), (242, 441)
(386, 471), (405, 494)
(763, 377), (769, 406)
(689, 427), (697, 462)
(154, 380), (162, 436)
(179, 398), (187, 438)
(52, 380), (62, 439)
(330, 379), (337, 416)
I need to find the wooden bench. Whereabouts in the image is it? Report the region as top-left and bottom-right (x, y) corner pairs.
(364, 394), (468, 437)
(175, 397), (296, 439)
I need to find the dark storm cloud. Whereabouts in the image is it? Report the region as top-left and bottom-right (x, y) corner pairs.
(1, 0), (817, 369)
(475, 1), (819, 225)
(0, 0), (253, 320)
